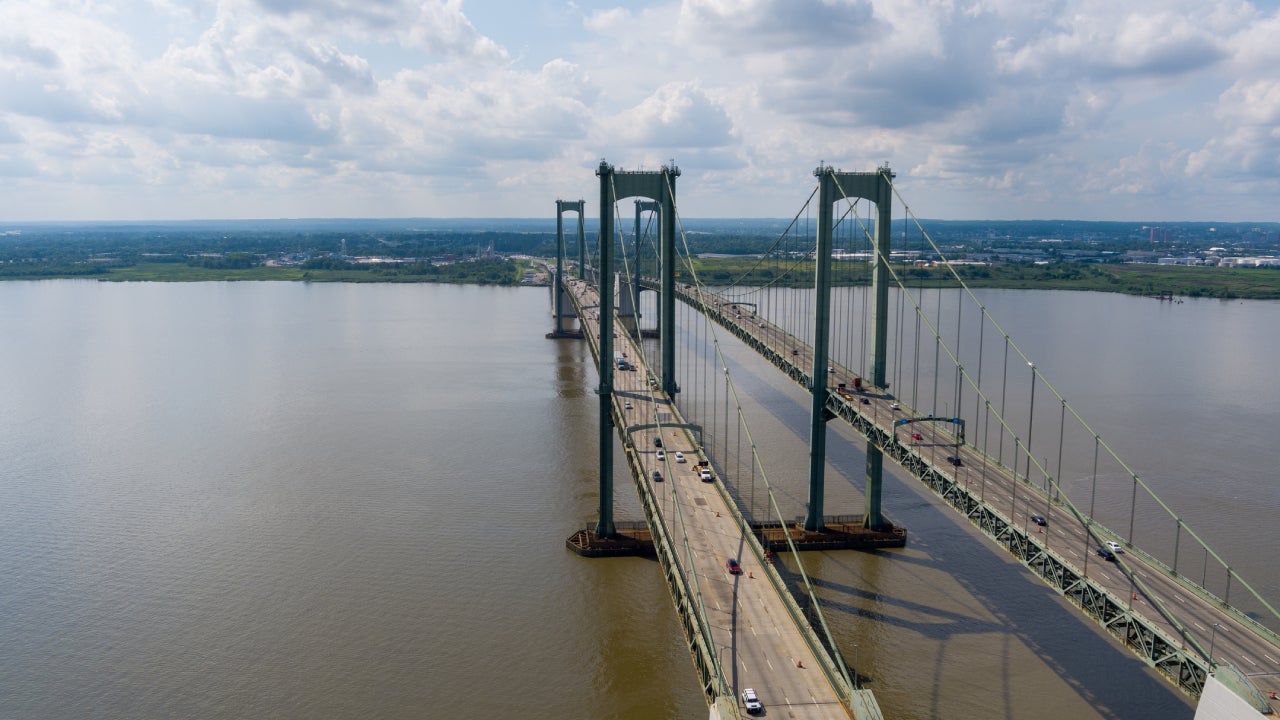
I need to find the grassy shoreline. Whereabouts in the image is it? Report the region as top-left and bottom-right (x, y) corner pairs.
(681, 258), (1280, 300)
(0, 258), (532, 285)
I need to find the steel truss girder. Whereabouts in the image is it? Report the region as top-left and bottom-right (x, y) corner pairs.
(885, 441), (1211, 697)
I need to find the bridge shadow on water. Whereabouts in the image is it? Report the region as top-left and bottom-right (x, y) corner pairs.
(705, 352), (1194, 719)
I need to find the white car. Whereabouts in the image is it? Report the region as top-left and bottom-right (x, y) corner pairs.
(656, 450), (665, 461)
(699, 468), (713, 482)
(624, 400), (632, 409)
(1106, 540), (1124, 554)
(742, 688), (762, 714)
(674, 452), (686, 463)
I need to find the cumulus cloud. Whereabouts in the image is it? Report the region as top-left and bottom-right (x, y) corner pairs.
(0, 35), (61, 69)
(611, 82), (735, 149)
(1003, 6), (1233, 79)
(250, 0), (506, 61)
(1182, 9), (1280, 184)
(1187, 79), (1280, 180)
(678, 0), (879, 52)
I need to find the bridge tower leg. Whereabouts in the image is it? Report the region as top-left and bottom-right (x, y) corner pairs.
(595, 165), (618, 538)
(552, 200), (585, 336)
(574, 201), (586, 280)
(658, 172), (678, 398)
(804, 172), (836, 531)
(864, 165), (894, 531)
(804, 164), (895, 532)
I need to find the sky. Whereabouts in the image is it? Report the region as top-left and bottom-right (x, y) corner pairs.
(1, 0), (1278, 223)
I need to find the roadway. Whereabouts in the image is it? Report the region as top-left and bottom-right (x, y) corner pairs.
(675, 283), (1280, 712)
(567, 277), (869, 720)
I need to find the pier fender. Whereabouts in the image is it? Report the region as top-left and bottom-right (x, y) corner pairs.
(709, 696), (738, 720)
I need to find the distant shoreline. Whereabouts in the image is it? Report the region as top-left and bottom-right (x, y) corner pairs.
(3, 257), (1279, 300)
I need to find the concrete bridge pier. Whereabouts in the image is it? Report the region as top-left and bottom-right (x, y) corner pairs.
(617, 274), (640, 337)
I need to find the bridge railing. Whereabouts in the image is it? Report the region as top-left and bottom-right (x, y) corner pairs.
(872, 407), (1212, 696)
(565, 275), (731, 703)
(591, 272), (879, 717)
(898, 388), (1280, 655)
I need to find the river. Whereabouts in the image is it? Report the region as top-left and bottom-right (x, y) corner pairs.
(1, 280), (1275, 719)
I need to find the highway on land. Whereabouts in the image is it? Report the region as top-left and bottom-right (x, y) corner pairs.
(675, 283), (1280, 711)
(569, 277), (865, 720)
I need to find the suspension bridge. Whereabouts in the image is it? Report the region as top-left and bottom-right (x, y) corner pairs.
(549, 161), (1280, 719)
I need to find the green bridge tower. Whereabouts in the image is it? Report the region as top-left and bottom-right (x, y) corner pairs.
(805, 164), (895, 532)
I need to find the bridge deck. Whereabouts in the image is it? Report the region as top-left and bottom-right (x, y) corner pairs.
(568, 278), (870, 720)
(672, 282), (1280, 712)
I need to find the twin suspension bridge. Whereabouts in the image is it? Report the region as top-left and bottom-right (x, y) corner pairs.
(547, 160), (1280, 720)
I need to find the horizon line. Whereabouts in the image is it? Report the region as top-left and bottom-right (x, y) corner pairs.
(3, 217), (1278, 227)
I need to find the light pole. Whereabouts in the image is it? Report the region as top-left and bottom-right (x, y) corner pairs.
(1209, 623), (1223, 668)
(853, 643), (860, 690)
(1025, 361), (1036, 483)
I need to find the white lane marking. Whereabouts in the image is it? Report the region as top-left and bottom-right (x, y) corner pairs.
(1263, 654), (1277, 665)
(1194, 622), (1206, 632)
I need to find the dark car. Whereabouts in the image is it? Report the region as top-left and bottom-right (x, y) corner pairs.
(1097, 547), (1116, 561)
(654, 437), (663, 448)
(652, 470), (663, 482)
(860, 397), (870, 404)
(1030, 515), (1046, 526)
(726, 558), (742, 575)
(946, 455), (963, 466)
